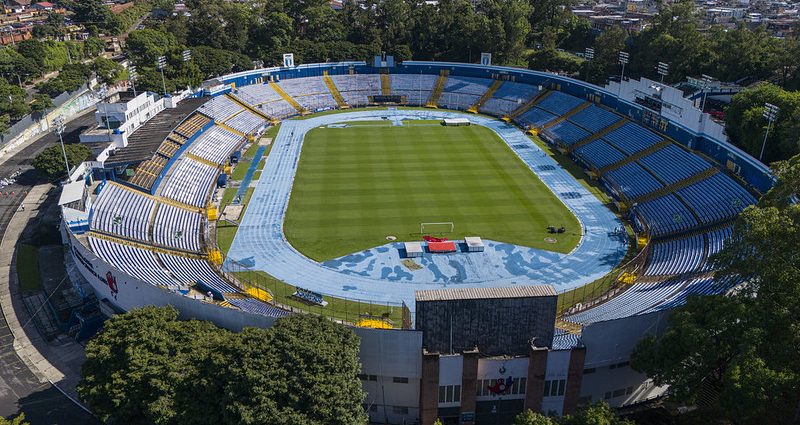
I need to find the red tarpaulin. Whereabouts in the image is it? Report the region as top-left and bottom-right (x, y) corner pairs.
(428, 241), (457, 253)
(423, 236), (449, 242)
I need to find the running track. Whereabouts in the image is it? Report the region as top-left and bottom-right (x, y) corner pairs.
(226, 110), (627, 309)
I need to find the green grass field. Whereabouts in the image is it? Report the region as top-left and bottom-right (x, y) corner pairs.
(284, 121), (581, 261)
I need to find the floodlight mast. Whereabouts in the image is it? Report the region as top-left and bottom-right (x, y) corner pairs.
(53, 115), (70, 181)
(618, 51), (629, 95)
(760, 103), (779, 161)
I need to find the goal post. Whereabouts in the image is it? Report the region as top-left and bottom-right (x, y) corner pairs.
(420, 222), (454, 235)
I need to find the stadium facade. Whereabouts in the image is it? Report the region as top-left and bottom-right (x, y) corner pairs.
(59, 60), (772, 424)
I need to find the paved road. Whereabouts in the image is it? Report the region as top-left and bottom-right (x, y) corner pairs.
(0, 111), (101, 424)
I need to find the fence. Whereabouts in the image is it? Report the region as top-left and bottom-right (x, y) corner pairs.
(220, 258), (413, 329)
(557, 227), (652, 317)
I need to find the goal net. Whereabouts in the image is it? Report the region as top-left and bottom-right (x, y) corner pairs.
(420, 222), (454, 235)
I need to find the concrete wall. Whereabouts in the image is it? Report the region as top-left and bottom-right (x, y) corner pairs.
(579, 312), (671, 407)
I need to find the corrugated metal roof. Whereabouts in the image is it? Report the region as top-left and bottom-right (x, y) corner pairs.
(415, 285), (556, 301)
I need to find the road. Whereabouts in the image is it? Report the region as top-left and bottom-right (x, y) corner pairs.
(0, 110), (101, 424)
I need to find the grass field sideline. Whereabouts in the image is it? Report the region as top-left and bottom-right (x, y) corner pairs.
(284, 121), (581, 261)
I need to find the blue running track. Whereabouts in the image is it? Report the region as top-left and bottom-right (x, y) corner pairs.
(226, 110), (627, 309)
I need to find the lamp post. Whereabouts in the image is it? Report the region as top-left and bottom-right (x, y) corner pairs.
(157, 55), (167, 96)
(760, 102), (779, 161)
(618, 51), (629, 95)
(584, 47), (595, 82)
(657, 62), (669, 83)
(52, 115), (70, 180)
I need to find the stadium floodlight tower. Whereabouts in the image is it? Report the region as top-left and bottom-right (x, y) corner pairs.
(760, 102), (779, 161)
(618, 51), (629, 95)
(700, 74), (714, 112)
(128, 65), (138, 97)
(584, 47), (595, 81)
(657, 62), (669, 83)
(156, 55), (167, 96)
(52, 115), (71, 181)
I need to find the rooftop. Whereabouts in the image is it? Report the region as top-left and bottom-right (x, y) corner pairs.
(103, 96), (208, 166)
(415, 285), (557, 302)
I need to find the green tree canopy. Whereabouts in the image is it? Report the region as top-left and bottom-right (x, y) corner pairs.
(78, 307), (367, 425)
(725, 83), (800, 163)
(0, 413), (28, 425)
(631, 154), (800, 424)
(32, 143), (91, 179)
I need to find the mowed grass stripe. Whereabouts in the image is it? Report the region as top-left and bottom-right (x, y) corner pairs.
(284, 123), (581, 261)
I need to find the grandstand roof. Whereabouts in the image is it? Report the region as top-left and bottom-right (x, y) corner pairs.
(415, 285), (556, 302)
(104, 97), (208, 167)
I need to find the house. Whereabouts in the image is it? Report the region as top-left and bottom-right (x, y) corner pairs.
(30, 1), (55, 11)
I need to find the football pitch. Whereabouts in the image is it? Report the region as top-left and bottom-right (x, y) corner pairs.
(283, 120), (581, 261)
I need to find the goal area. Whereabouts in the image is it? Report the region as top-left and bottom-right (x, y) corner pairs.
(420, 222), (454, 235)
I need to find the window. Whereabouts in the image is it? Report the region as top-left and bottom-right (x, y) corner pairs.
(439, 385), (462, 404)
(583, 368), (596, 374)
(368, 375), (378, 381)
(612, 388), (626, 398)
(392, 377), (408, 384)
(392, 406), (409, 415)
(544, 379), (566, 397)
(626, 386), (634, 395)
(358, 374), (367, 381)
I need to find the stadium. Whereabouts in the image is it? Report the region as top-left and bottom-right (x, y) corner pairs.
(60, 58), (771, 424)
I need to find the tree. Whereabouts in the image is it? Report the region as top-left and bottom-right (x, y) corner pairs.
(79, 307), (367, 425)
(69, 0), (124, 35)
(724, 83), (800, 163)
(82, 37), (106, 59)
(93, 57), (125, 85)
(0, 114), (10, 136)
(30, 93), (54, 114)
(0, 413), (28, 425)
(561, 402), (635, 425)
(32, 143), (91, 179)
(514, 409), (557, 425)
(632, 155), (800, 424)
(0, 77), (30, 119)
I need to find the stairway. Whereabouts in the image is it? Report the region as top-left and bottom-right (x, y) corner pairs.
(185, 152), (222, 169)
(504, 90), (550, 120)
(568, 118), (627, 153)
(268, 81), (307, 115)
(225, 93), (272, 122)
(380, 74), (392, 96)
(323, 72), (349, 109)
(541, 101), (591, 130)
(467, 80), (503, 113)
(425, 70), (449, 108)
(598, 140), (671, 175)
(214, 120), (246, 137)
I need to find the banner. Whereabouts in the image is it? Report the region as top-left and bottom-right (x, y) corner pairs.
(480, 52), (492, 66)
(283, 53), (295, 67)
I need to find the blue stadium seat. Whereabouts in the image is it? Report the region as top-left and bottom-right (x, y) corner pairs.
(638, 144), (712, 185)
(567, 105), (622, 133)
(574, 139), (626, 170)
(535, 91), (584, 115)
(546, 121), (591, 146)
(677, 173), (756, 226)
(634, 194), (699, 237)
(602, 122), (663, 155)
(604, 162), (665, 199)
